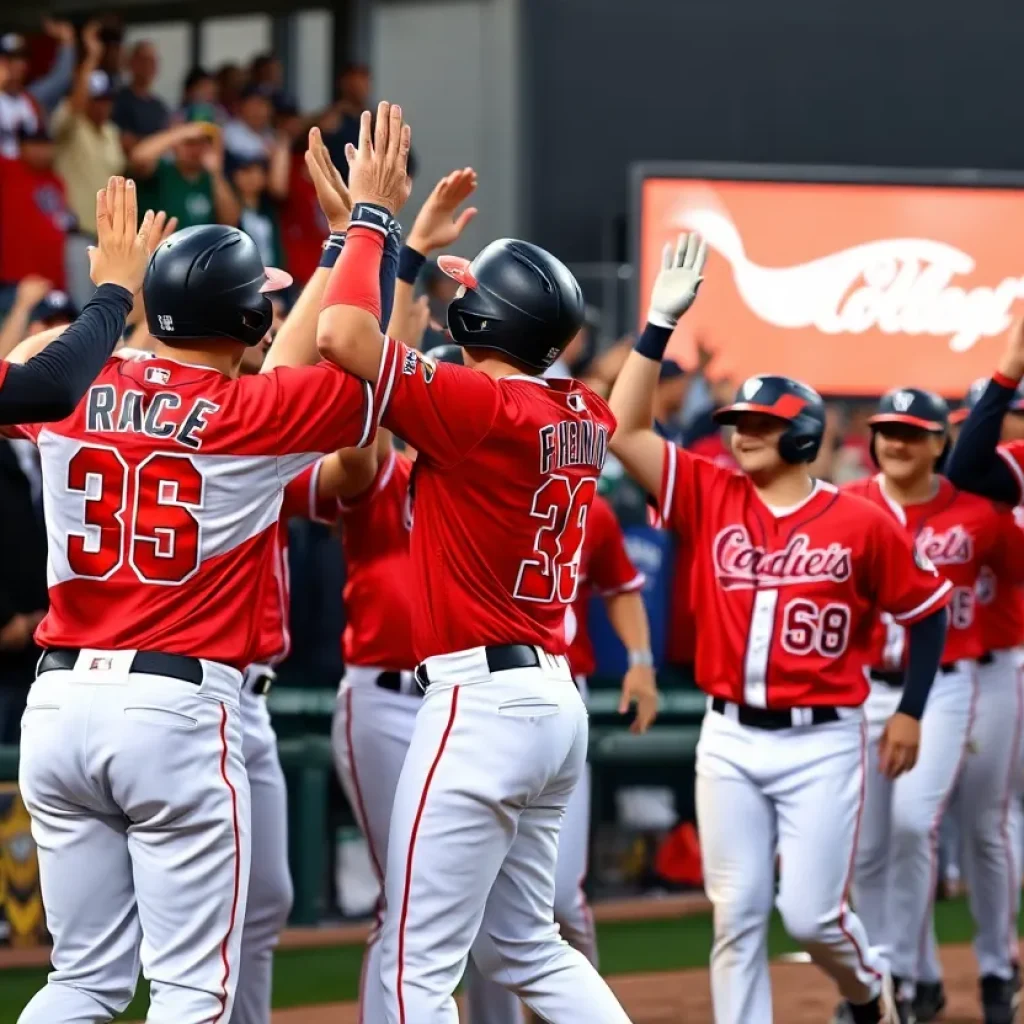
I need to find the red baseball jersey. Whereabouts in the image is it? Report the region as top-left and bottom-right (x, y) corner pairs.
(657, 442), (952, 708)
(289, 448), (417, 671)
(13, 354), (376, 669)
(975, 506), (1024, 652)
(373, 337), (616, 662)
(565, 493), (644, 678)
(844, 474), (1024, 666)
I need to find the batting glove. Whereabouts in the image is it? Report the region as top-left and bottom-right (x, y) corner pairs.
(647, 232), (707, 329)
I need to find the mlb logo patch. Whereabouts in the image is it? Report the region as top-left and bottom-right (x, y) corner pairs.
(145, 366), (171, 385)
(89, 657), (113, 671)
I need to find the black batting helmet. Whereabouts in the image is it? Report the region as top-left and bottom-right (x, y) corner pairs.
(144, 224), (292, 347)
(423, 344), (464, 366)
(712, 374), (827, 464)
(869, 387), (949, 467)
(437, 239), (584, 373)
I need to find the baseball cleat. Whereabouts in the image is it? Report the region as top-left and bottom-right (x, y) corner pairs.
(981, 973), (1019, 1024)
(912, 980), (946, 1021)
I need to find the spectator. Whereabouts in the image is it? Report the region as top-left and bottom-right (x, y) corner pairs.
(0, 123), (75, 300)
(216, 62), (245, 118)
(322, 63), (369, 175)
(279, 140), (329, 286)
(112, 40), (169, 155)
(0, 25), (76, 159)
(418, 260), (460, 350)
(231, 148), (288, 270)
(223, 83), (274, 162)
(249, 52), (291, 110)
(130, 119), (239, 230)
(52, 23), (125, 305)
(652, 360), (691, 446)
(0, 281), (76, 358)
(180, 66), (218, 113)
(95, 16), (125, 89)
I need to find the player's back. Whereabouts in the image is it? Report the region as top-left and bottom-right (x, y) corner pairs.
(24, 353), (374, 667)
(407, 372), (614, 660)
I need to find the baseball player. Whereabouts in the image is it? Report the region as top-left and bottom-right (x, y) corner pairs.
(840, 387), (1024, 1024)
(10, 175), (387, 1023)
(609, 232), (952, 1024)
(314, 101), (643, 1023)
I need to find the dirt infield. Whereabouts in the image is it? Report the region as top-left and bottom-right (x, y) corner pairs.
(269, 944), (988, 1023)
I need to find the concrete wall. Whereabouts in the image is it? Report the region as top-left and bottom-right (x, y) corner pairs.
(371, 0), (522, 255)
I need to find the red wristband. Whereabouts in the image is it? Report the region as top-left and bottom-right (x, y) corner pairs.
(993, 371), (1020, 389)
(321, 225), (384, 322)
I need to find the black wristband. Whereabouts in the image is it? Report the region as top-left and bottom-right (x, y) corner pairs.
(634, 322), (674, 361)
(350, 202), (395, 236)
(398, 245), (427, 285)
(319, 232), (346, 269)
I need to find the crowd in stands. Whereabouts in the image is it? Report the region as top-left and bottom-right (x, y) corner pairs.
(0, 15), (381, 318)
(0, 15), (885, 743)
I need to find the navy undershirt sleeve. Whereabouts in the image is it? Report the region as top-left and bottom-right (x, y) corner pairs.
(945, 377), (1020, 504)
(898, 607), (948, 720)
(0, 284), (133, 426)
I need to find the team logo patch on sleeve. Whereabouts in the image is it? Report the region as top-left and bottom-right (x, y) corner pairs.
(401, 350), (437, 383)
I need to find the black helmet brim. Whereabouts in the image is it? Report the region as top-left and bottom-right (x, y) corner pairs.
(868, 413), (945, 433)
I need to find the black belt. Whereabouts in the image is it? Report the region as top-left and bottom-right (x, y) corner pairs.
(38, 648), (204, 685)
(415, 644), (541, 690)
(977, 651), (995, 666)
(711, 698), (840, 730)
(870, 662), (959, 688)
(374, 670), (423, 698)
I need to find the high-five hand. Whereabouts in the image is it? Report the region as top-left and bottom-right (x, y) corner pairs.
(304, 126), (353, 233)
(345, 101), (412, 215)
(648, 231), (708, 329)
(88, 177), (155, 294)
(408, 168), (478, 254)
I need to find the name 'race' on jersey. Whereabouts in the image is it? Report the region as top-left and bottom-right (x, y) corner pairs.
(372, 335), (616, 661)
(14, 352), (376, 668)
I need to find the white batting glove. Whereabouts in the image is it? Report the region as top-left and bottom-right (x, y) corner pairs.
(647, 232), (707, 329)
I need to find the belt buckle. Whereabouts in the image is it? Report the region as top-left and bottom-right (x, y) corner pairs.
(251, 670), (275, 696)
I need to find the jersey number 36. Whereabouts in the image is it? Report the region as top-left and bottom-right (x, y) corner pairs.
(66, 444), (203, 584)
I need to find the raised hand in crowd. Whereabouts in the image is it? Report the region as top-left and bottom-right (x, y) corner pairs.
(407, 168), (478, 255)
(42, 18), (76, 47)
(344, 100), (413, 215)
(87, 177), (156, 295)
(81, 19), (104, 63)
(304, 126), (352, 233)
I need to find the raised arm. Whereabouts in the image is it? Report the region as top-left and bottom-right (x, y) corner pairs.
(317, 102), (412, 384)
(387, 167), (478, 342)
(609, 233), (706, 498)
(130, 122), (210, 178)
(67, 21), (103, 116)
(265, 126), (399, 373)
(945, 319), (1024, 504)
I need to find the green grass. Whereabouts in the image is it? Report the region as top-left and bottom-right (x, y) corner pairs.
(0, 896), (1003, 1022)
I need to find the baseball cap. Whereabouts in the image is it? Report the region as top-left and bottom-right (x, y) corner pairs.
(0, 33), (28, 58)
(32, 291), (79, 325)
(87, 70), (116, 101)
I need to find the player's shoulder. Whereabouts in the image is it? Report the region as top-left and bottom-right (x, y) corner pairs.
(839, 475), (874, 500)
